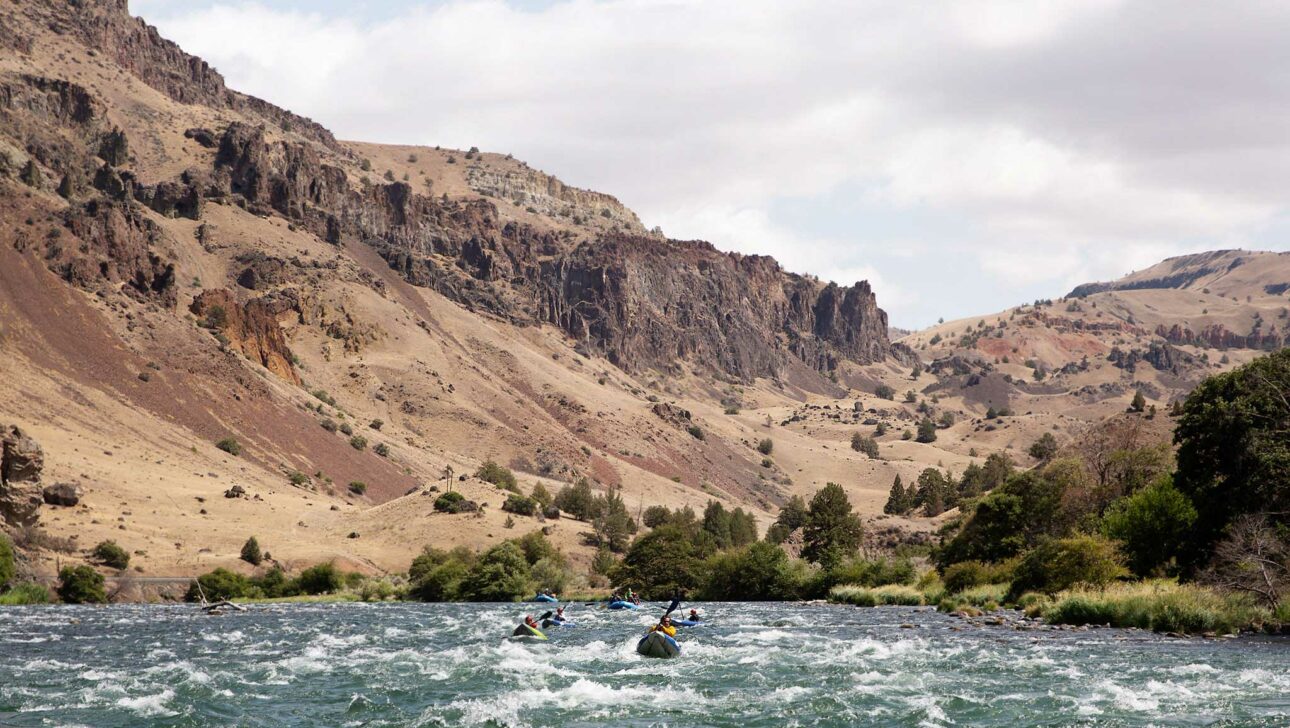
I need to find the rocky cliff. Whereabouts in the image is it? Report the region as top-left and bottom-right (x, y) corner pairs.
(1, 0), (895, 385)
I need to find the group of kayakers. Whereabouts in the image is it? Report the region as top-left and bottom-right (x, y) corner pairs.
(609, 588), (641, 605)
(514, 596), (703, 659)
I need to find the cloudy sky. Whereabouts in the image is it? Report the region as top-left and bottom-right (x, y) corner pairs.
(133, 0), (1290, 329)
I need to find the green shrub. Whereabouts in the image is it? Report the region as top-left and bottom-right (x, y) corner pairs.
(186, 568), (254, 602)
(349, 435), (368, 451)
(757, 438), (773, 455)
(293, 562), (344, 595)
(320, 419), (338, 432)
(359, 579), (396, 602)
(408, 546), (476, 601)
(530, 483), (553, 508)
(942, 560), (1015, 594)
(698, 542), (800, 601)
(1101, 476), (1197, 577)
(215, 437), (241, 456)
(288, 470), (309, 486)
(92, 540), (130, 570)
(475, 461), (517, 491)
(1008, 535), (1127, 600)
(348, 481), (368, 496)
(851, 433), (879, 458)
(502, 494), (537, 516)
(875, 384), (895, 400)
(311, 389), (336, 406)
(686, 424), (705, 440)
(0, 534), (14, 591)
(553, 479), (599, 520)
(58, 565), (107, 604)
(458, 542), (532, 601)
(0, 582), (51, 605)
(240, 537), (263, 565)
(340, 422), (354, 435)
(433, 491), (475, 513)
(373, 443), (389, 457)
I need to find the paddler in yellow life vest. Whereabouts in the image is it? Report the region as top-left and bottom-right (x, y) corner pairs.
(650, 615), (677, 637)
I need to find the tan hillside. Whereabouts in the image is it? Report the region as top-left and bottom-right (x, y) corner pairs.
(2, 1), (1282, 597)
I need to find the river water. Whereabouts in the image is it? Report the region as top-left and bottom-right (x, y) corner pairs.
(1, 602), (1287, 726)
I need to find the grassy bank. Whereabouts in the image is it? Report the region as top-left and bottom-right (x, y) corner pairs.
(827, 576), (1286, 636)
(0, 583), (52, 605)
(1037, 581), (1283, 635)
(828, 584), (925, 607)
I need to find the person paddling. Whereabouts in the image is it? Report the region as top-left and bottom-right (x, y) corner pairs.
(524, 614), (540, 630)
(650, 615), (677, 637)
(551, 607), (567, 624)
(687, 608), (701, 622)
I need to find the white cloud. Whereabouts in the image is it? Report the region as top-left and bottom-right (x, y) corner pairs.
(134, 0), (1290, 327)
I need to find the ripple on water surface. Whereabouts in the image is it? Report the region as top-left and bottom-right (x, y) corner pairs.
(0, 602), (1287, 727)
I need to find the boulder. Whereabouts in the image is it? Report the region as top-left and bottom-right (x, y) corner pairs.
(224, 484), (246, 499)
(43, 483), (81, 507)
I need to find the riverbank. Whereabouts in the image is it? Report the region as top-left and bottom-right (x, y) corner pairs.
(828, 579), (1290, 636)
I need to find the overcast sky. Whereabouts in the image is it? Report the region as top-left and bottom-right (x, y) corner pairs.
(133, 0), (1290, 329)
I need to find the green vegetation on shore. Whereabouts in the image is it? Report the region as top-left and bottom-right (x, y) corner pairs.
(826, 350), (1290, 635)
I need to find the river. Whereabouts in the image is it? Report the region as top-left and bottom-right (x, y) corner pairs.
(1, 602), (1287, 726)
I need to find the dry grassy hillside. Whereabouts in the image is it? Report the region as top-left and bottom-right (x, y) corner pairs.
(2, 1), (1284, 596)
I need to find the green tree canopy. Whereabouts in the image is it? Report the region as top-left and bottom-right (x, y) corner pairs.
(1101, 475), (1197, 577)
(698, 542), (799, 600)
(611, 524), (712, 599)
(459, 542), (532, 601)
(801, 483), (863, 567)
(1173, 348), (1290, 573)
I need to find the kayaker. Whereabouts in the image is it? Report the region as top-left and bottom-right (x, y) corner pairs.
(551, 607), (567, 623)
(524, 614), (540, 630)
(650, 616), (677, 637)
(687, 609), (701, 622)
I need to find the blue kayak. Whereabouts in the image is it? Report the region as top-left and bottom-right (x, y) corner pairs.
(672, 619), (701, 627)
(607, 601), (640, 610)
(531, 594), (558, 603)
(636, 631), (681, 658)
(541, 619), (576, 628)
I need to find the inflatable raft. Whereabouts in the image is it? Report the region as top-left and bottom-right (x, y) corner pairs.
(607, 601), (639, 610)
(511, 623), (548, 640)
(636, 631), (681, 658)
(531, 594), (558, 603)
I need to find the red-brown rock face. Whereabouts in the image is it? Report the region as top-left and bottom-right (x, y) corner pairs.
(189, 290), (302, 385)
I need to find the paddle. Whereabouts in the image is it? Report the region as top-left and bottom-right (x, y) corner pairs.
(663, 596), (681, 617)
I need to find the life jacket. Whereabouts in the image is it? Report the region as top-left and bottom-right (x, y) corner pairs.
(651, 624), (677, 637)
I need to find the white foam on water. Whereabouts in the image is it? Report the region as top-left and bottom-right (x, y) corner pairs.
(439, 678), (711, 727)
(1168, 663), (1218, 676)
(201, 629), (246, 644)
(770, 685), (814, 700)
(906, 694), (949, 727)
(115, 688), (177, 717)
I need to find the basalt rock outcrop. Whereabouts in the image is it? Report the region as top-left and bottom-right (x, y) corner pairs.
(1155, 323), (1285, 352)
(3, 0), (898, 386)
(1, 425), (45, 527)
